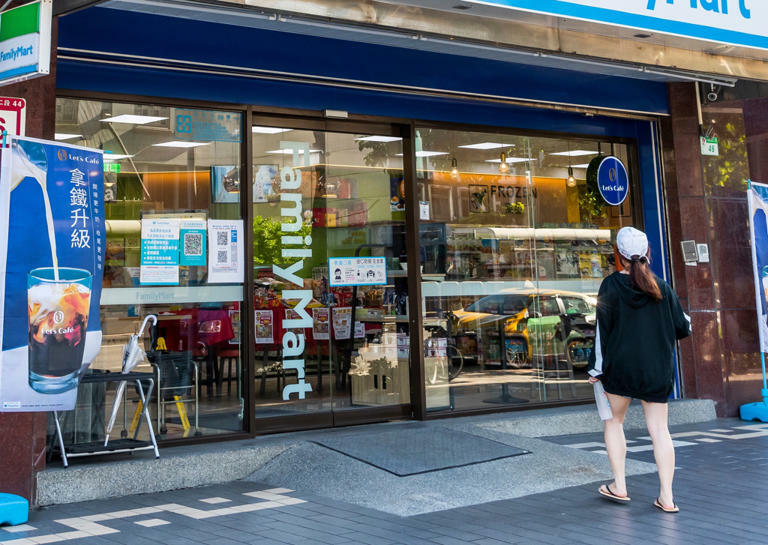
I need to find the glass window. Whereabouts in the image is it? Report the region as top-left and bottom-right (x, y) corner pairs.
(250, 124), (410, 420)
(55, 98), (244, 440)
(416, 126), (638, 411)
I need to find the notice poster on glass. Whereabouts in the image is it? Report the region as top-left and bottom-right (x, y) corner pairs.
(0, 135), (105, 412)
(254, 309), (274, 344)
(328, 256), (386, 287)
(313, 307), (330, 340)
(332, 307), (365, 339)
(179, 219), (207, 267)
(208, 219), (244, 283)
(140, 219), (180, 285)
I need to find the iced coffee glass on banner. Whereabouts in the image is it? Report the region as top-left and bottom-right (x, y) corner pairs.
(27, 267), (92, 394)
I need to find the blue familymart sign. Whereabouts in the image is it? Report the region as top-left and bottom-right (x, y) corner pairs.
(464, 0), (768, 50)
(596, 156), (629, 206)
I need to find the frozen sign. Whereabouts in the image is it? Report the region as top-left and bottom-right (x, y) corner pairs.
(465, 0), (768, 50)
(328, 257), (387, 287)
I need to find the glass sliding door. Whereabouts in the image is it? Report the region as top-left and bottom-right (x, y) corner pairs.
(251, 122), (410, 425)
(414, 126), (639, 412)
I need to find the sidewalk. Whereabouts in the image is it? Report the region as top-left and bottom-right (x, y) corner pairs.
(6, 415), (768, 544)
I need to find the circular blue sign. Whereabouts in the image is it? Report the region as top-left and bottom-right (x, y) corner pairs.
(596, 156), (629, 206)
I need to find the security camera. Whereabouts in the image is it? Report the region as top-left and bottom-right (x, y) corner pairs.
(706, 84), (719, 103)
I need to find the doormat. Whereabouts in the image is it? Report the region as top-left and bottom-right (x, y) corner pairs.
(311, 425), (528, 476)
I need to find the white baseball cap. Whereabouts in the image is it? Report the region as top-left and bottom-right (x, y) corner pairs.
(616, 226), (648, 261)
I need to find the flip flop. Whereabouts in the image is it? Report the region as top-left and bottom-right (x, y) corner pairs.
(654, 498), (680, 513)
(598, 484), (630, 503)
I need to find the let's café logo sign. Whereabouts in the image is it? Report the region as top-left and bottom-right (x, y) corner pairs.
(464, 0), (768, 50)
(0, 0), (52, 86)
(597, 156), (629, 207)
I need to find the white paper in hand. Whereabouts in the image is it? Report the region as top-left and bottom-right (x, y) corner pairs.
(593, 381), (613, 420)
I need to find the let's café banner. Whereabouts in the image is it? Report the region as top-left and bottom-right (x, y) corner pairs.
(0, 135), (105, 412)
(748, 182), (768, 353)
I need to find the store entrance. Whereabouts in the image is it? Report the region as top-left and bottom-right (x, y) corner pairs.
(250, 118), (411, 430)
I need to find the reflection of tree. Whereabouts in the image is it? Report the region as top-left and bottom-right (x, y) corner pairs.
(702, 114), (749, 194)
(253, 216), (312, 267)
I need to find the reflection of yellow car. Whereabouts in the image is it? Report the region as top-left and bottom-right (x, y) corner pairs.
(450, 289), (596, 368)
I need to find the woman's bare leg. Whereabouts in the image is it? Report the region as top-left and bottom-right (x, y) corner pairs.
(642, 400), (675, 507)
(604, 393), (632, 495)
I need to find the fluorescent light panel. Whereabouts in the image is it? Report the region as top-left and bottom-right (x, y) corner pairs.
(252, 126), (292, 134)
(100, 114), (168, 125)
(153, 141), (209, 148)
(355, 136), (402, 142)
(103, 154), (134, 161)
(549, 150), (597, 156)
(485, 157), (534, 164)
(458, 142), (508, 150)
(54, 133), (81, 141)
(266, 149), (322, 154)
(571, 163), (591, 169)
(396, 151), (448, 157)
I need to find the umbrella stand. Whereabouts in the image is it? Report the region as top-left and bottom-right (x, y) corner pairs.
(105, 315), (157, 446)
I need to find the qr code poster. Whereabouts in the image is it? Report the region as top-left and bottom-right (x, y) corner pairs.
(208, 219), (245, 283)
(179, 219), (207, 267)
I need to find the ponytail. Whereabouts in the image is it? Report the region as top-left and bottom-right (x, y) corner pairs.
(626, 255), (662, 301)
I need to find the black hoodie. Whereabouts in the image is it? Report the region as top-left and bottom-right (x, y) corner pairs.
(587, 272), (691, 403)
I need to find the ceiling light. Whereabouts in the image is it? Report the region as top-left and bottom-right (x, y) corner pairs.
(458, 142), (509, 150)
(567, 166), (577, 188)
(252, 126), (292, 134)
(54, 133), (81, 141)
(485, 157), (533, 164)
(571, 163), (591, 169)
(100, 114), (168, 125)
(498, 151), (509, 173)
(153, 141), (209, 148)
(355, 136), (402, 142)
(103, 153), (134, 161)
(266, 149), (322, 154)
(549, 150), (598, 157)
(395, 151), (448, 157)
(450, 157), (459, 179)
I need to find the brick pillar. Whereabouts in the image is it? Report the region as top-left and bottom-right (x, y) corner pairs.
(665, 82), (728, 415)
(0, 12), (57, 502)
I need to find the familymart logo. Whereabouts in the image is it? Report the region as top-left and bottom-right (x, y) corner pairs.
(646, 0), (751, 17)
(273, 141), (314, 401)
(0, 0), (51, 84)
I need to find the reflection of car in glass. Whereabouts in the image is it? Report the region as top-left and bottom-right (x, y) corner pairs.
(450, 289), (596, 369)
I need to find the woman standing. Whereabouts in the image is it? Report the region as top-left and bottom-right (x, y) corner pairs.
(587, 226), (691, 513)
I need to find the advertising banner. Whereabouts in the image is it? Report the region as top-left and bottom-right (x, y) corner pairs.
(747, 182), (768, 353)
(0, 135), (105, 411)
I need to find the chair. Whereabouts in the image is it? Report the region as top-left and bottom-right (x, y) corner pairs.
(215, 347), (240, 395)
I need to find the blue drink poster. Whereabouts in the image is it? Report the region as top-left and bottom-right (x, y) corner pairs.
(140, 218), (180, 285)
(179, 219), (207, 267)
(747, 182), (768, 353)
(0, 135), (105, 412)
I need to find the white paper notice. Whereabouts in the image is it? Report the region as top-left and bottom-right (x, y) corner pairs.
(208, 219), (244, 283)
(140, 219), (180, 285)
(419, 201), (430, 221)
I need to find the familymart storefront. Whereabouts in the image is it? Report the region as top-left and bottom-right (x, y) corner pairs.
(47, 0), (727, 444)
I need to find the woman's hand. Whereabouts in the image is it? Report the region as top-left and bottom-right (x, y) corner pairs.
(587, 376), (600, 384)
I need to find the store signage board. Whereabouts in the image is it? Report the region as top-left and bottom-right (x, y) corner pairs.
(0, 97), (25, 137)
(0, 1), (52, 86)
(700, 136), (719, 156)
(596, 156), (629, 206)
(464, 0), (768, 50)
(328, 256), (387, 287)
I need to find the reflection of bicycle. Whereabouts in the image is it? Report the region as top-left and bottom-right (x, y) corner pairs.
(426, 344), (465, 384)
